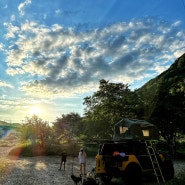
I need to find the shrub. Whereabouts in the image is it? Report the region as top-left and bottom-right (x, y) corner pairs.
(7, 142), (82, 157)
(167, 172), (185, 185)
(176, 141), (185, 159)
(8, 143), (46, 157)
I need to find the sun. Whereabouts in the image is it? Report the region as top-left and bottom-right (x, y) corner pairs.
(29, 106), (41, 116)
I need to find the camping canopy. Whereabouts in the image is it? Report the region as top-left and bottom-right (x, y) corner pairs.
(113, 118), (159, 140)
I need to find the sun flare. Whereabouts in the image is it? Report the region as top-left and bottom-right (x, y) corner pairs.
(29, 107), (41, 116)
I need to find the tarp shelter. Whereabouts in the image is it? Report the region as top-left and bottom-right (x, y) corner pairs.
(113, 118), (159, 140)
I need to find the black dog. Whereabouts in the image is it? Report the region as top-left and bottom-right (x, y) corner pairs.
(71, 174), (82, 185)
(83, 178), (97, 185)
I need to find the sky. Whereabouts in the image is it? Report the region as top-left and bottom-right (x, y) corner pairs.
(0, 0), (185, 124)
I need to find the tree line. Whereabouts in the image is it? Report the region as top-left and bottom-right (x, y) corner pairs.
(18, 77), (185, 157)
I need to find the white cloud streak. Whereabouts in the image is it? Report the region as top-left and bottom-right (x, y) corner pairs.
(18, 0), (32, 16)
(0, 80), (13, 88)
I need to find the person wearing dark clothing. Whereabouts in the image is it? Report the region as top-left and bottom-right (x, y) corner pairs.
(59, 150), (67, 170)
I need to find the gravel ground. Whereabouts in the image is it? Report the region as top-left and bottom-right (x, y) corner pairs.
(0, 147), (185, 185)
(0, 156), (96, 185)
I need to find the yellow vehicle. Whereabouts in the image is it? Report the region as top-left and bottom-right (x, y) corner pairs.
(95, 118), (174, 185)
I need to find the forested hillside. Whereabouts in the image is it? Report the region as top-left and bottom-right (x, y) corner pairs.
(137, 53), (185, 120)
(137, 53), (185, 128)
(136, 53), (185, 154)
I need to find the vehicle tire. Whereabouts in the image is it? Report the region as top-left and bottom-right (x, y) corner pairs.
(161, 160), (174, 180)
(125, 164), (142, 185)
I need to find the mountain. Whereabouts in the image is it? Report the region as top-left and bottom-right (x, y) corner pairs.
(138, 52), (185, 96)
(136, 53), (185, 131)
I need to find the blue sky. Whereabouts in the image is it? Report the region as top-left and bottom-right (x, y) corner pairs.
(0, 0), (185, 123)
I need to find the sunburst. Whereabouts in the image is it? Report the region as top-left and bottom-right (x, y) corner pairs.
(29, 106), (41, 116)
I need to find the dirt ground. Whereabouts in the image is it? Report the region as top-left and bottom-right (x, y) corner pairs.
(0, 145), (185, 185)
(0, 155), (96, 185)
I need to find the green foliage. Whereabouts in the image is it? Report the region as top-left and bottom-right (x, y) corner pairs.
(175, 140), (185, 159)
(167, 172), (185, 185)
(83, 79), (144, 139)
(7, 141), (81, 157)
(20, 115), (53, 147)
(85, 145), (99, 157)
(15, 115), (60, 156)
(136, 53), (185, 156)
(8, 143), (45, 157)
(7, 114), (84, 157)
(52, 112), (83, 143)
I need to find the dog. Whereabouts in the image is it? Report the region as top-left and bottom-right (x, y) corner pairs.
(71, 174), (82, 185)
(82, 178), (97, 185)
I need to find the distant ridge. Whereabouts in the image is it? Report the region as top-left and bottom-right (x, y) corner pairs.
(136, 52), (185, 120)
(0, 120), (9, 125)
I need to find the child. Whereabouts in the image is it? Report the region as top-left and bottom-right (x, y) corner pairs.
(59, 150), (67, 170)
(78, 148), (87, 174)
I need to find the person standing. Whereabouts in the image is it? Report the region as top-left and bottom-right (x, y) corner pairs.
(78, 148), (87, 175)
(59, 150), (67, 171)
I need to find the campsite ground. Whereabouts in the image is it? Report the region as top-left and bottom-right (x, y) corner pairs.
(0, 142), (185, 185)
(0, 155), (185, 185)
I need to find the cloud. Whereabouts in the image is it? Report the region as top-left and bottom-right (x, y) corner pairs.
(4, 17), (185, 97)
(4, 23), (20, 39)
(0, 97), (39, 122)
(0, 43), (4, 50)
(18, 0), (31, 16)
(0, 80), (13, 88)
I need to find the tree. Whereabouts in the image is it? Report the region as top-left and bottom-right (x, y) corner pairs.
(149, 79), (185, 156)
(53, 112), (82, 143)
(83, 79), (144, 139)
(136, 53), (185, 157)
(20, 115), (51, 148)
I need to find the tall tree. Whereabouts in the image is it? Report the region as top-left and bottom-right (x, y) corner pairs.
(83, 79), (143, 139)
(21, 115), (51, 148)
(53, 112), (82, 143)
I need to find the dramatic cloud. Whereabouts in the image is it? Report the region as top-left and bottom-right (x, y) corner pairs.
(1, 0), (185, 123)
(4, 17), (185, 97)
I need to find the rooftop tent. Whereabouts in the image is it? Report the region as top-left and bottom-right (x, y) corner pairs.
(113, 118), (159, 140)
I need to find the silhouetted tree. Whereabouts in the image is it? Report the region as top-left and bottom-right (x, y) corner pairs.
(83, 79), (144, 139)
(53, 112), (82, 143)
